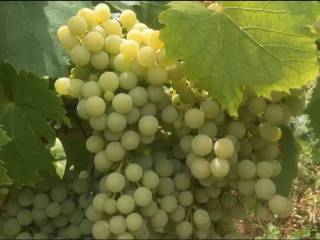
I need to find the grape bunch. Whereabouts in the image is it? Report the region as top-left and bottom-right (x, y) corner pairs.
(53, 3), (305, 239)
(0, 172), (93, 239)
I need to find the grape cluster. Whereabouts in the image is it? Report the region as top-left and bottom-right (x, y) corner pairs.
(0, 172), (93, 239)
(53, 3), (305, 239)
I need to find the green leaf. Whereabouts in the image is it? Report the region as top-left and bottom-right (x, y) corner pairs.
(0, 127), (11, 149)
(0, 62), (66, 186)
(0, 1), (91, 77)
(306, 80), (320, 139)
(160, 1), (319, 115)
(106, 1), (168, 28)
(274, 127), (299, 197)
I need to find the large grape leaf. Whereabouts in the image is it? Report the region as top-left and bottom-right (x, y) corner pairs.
(0, 1), (91, 77)
(0, 62), (66, 186)
(274, 127), (299, 197)
(159, 1), (319, 115)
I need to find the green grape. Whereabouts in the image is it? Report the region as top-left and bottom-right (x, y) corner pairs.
(91, 51), (109, 70)
(206, 186), (221, 198)
(140, 102), (157, 116)
(86, 205), (103, 222)
(270, 159), (282, 177)
(117, 195), (135, 214)
(237, 179), (255, 196)
(33, 232), (48, 240)
(118, 232), (134, 239)
(255, 205), (272, 220)
(119, 71), (138, 90)
(17, 209), (32, 226)
(208, 207), (221, 221)
(200, 99), (220, 119)
(68, 15), (87, 36)
(259, 123), (282, 142)
(69, 208), (84, 224)
(67, 224), (81, 239)
(147, 65), (168, 86)
(125, 163), (143, 182)
(147, 86), (165, 103)
(105, 141), (126, 162)
(169, 205), (185, 222)
(161, 105), (179, 124)
(3, 218), (21, 236)
(210, 158), (230, 178)
(138, 115), (159, 135)
(195, 188), (210, 203)
(227, 121), (246, 139)
(126, 212), (143, 232)
(45, 202), (61, 218)
(268, 194), (292, 216)
(109, 215), (127, 235)
(137, 46), (157, 68)
(198, 121), (217, 138)
(53, 215), (68, 227)
(121, 130), (140, 150)
(57, 26), (77, 49)
(155, 159), (174, 177)
(92, 220), (110, 240)
(104, 198), (117, 215)
(84, 32), (104, 52)
(160, 195), (178, 213)
(120, 39), (139, 59)
(55, 77), (71, 95)
(32, 208), (47, 222)
(72, 179), (88, 194)
(176, 221), (193, 239)
(80, 219), (93, 235)
(220, 193), (237, 208)
(126, 107), (140, 125)
(79, 193), (93, 209)
(140, 200), (158, 218)
(191, 158), (211, 180)
(105, 34), (122, 54)
(113, 54), (132, 72)
(16, 232), (32, 240)
(86, 135), (105, 153)
(93, 193), (107, 212)
(142, 170), (160, 189)
(179, 135), (193, 153)
(89, 114), (108, 131)
(91, 25), (107, 38)
(61, 200), (76, 215)
(77, 99), (89, 119)
(237, 160), (256, 179)
(107, 112), (127, 132)
(256, 161), (274, 178)
(261, 143), (280, 159)
(150, 209), (168, 229)
(134, 187), (152, 207)
(255, 178), (276, 200)
(85, 96), (106, 117)
(128, 87), (148, 107)
(70, 44), (91, 66)
(17, 189), (34, 207)
(112, 93), (133, 114)
(98, 71), (119, 91)
(178, 191), (193, 207)
(105, 172), (126, 193)
(127, 29), (143, 44)
(192, 134), (213, 156)
(68, 78), (84, 98)
(174, 173), (191, 191)
(247, 97), (266, 114)
(214, 138), (235, 159)
(50, 185), (67, 203)
(193, 209), (210, 227)
(120, 9), (137, 29)
(264, 104), (284, 124)
(184, 108), (205, 130)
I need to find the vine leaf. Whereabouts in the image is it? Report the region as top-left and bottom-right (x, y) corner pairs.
(0, 1), (91, 77)
(160, 1), (319, 115)
(274, 127), (299, 197)
(0, 62), (65, 186)
(0, 128), (11, 185)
